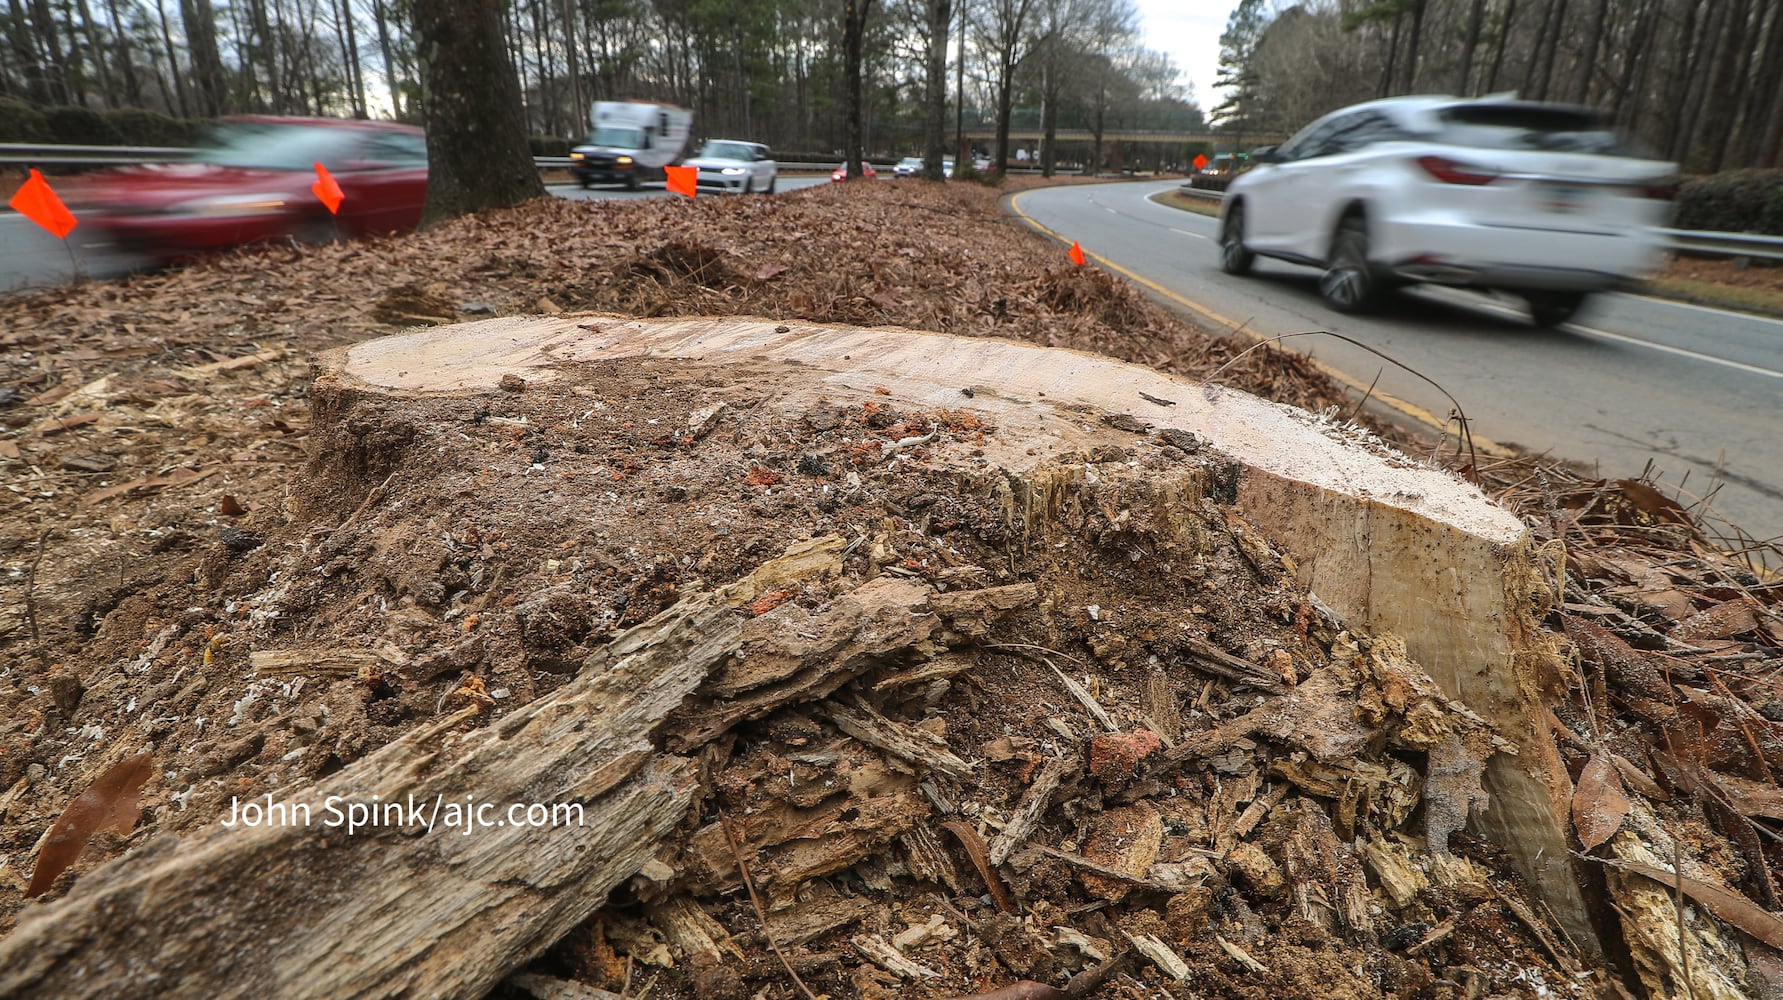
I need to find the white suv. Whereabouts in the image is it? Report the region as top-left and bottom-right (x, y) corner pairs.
(686, 140), (777, 194)
(1219, 96), (1677, 326)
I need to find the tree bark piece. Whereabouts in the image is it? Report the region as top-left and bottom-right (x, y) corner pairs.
(0, 557), (936, 999)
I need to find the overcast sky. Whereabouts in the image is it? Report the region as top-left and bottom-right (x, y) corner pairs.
(1131, 0), (1239, 107)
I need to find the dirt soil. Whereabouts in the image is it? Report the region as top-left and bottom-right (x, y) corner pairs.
(1, 179), (1780, 1000)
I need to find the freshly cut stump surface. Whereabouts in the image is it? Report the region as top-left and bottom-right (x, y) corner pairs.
(326, 315), (1578, 937)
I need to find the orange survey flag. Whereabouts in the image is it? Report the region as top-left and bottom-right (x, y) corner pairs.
(664, 165), (697, 198)
(9, 168), (77, 239)
(1069, 241), (1086, 266)
(311, 162), (344, 214)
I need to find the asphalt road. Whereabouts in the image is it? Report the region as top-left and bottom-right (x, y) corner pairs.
(0, 174), (834, 292)
(1011, 181), (1783, 547)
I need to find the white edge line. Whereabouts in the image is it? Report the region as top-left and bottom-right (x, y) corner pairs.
(1458, 293), (1783, 380)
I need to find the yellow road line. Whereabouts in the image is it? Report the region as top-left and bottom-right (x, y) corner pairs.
(1007, 189), (1513, 456)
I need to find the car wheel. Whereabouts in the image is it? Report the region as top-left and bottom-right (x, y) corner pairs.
(1220, 203), (1254, 276)
(742, 175), (754, 195)
(1319, 215), (1378, 313)
(1525, 291), (1588, 328)
(578, 177), (591, 190)
(766, 176), (776, 194)
(625, 173), (639, 192)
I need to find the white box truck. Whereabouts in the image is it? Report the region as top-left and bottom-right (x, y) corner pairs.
(569, 101), (693, 190)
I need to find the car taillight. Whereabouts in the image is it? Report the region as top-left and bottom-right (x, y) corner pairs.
(1416, 155), (1498, 185)
(1637, 182), (1677, 200)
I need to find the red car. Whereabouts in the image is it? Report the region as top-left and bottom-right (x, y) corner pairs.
(830, 161), (878, 181)
(74, 117), (429, 263)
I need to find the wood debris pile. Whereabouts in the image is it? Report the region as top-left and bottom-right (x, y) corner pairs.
(0, 180), (1777, 999)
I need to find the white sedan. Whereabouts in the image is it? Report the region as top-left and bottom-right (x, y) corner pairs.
(687, 140), (777, 194)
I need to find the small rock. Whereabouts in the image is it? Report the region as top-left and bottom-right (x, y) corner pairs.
(1157, 428), (1204, 453)
(499, 373), (527, 392)
(1379, 921), (1431, 951)
(805, 406), (847, 432)
(797, 453), (830, 476)
(1087, 730), (1165, 785)
(459, 301), (496, 315)
(220, 525), (264, 552)
(535, 297), (563, 315)
(48, 672), (84, 718)
(1100, 412), (1148, 433)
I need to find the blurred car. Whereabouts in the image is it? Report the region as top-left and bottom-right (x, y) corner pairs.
(1219, 95), (1676, 326)
(830, 161), (878, 181)
(74, 117), (428, 263)
(892, 156), (955, 178)
(687, 139), (776, 194)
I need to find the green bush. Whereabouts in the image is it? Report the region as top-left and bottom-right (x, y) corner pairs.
(528, 135), (571, 157)
(43, 105), (123, 145)
(1674, 170), (1783, 236)
(104, 108), (198, 146)
(0, 97), (50, 141)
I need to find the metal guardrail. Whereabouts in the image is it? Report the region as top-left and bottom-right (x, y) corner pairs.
(1175, 184), (1783, 263)
(0, 142), (192, 165)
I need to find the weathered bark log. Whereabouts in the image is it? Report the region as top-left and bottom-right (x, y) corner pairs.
(0, 562), (935, 998)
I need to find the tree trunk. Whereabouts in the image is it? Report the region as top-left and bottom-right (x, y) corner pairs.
(340, 0), (368, 117)
(1041, 47), (1059, 178)
(155, 0), (188, 117)
(372, 0), (403, 118)
(1704, 0), (1754, 171)
(413, 0), (545, 224)
(1533, 0), (1569, 101)
(843, 0), (872, 178)
(27, 0), (70, 103)
(6, 0), (51, 103)
(921, 0), (951, 181)
(1573, 0), (1610, 103)
(561, 0), (582, 138)
(73, 0), (115, 105)
(1456, 0), (1486, 95)
(1483, 0), (1517, 93)
(179, 0), (229, 116)
(1402, 0), (1427, 93)
(1379, 10), (1402, 98)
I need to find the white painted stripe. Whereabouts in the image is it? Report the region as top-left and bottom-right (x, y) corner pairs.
(1457, 293), (1783, 379)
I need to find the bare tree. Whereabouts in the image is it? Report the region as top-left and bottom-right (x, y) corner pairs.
(842, 0), (873, 177)
(921, 0), (951, 179)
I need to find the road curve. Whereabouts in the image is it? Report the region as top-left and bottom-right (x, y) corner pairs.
(1010, 180), (1783, 547)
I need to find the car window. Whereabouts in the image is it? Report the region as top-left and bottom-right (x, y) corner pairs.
(360, 132), (427, 166)
(194, 123), (364, 170)
(698, 141), (755, 160)
(1434, 104), (1641, 155)
(1277, 117), (1340, 161)
(1322, 112), (1407, 155)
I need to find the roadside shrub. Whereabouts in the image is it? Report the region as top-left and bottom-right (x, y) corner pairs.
(528, 135), (571, 157)
(104, 108), (198, 146)
(0, 97), (50, 141)
(43, 105), (123, 145)
(1674, 170), (1783, 236)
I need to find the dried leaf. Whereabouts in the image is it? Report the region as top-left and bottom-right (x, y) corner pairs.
(1571, 753), (1630, 851)
(940, 819), (1015, 913)
(218, 494), (246, 516)
(27, 751), (153, 897)
(1604, 858), (1783, 950)
(754, 263), (786, 281)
